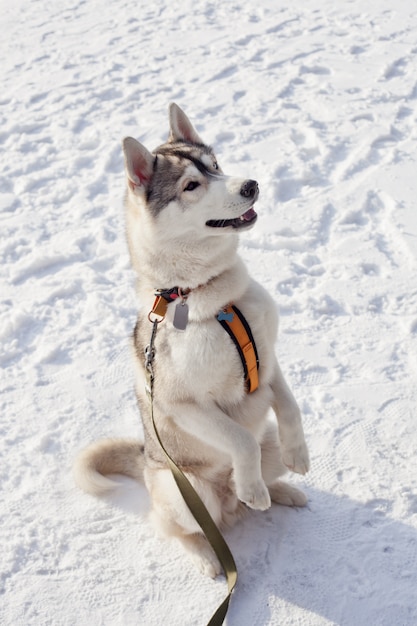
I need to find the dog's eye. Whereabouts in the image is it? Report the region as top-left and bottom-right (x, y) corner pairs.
(213, 161), (219, 170)
(184, 181), (200, 192)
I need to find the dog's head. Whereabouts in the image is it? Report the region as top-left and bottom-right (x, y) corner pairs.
(122, 104), (259, 239)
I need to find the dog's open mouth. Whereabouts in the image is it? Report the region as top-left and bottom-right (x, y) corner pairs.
(206, 207), (258, 229)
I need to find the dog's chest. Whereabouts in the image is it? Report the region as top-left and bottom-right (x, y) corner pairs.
(157, 315), (248, 400)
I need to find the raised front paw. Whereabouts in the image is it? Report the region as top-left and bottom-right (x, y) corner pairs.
(282, 440), (310, 475)
(236, 478), (271, 511)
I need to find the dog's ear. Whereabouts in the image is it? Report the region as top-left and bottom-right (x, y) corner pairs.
(168, 103), (203, 145)
(122, 137), (154, 190)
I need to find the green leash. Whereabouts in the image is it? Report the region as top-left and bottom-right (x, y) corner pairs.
(145, 319), (238, 626)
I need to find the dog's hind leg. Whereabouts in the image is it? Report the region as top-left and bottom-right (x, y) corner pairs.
(151, 507), (221, 577)
(267, 480), (307, 507)
(177, 533), (222, 578)
(147, 468), (223, 577)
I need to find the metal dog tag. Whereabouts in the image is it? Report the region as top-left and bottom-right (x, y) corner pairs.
(173, 301), (189, 331)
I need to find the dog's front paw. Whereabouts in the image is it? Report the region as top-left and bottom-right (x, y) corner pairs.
(237, 479), (271, 511)
(282, 440), (310, 475)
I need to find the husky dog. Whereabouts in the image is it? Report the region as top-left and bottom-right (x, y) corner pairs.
(74, 104), (310, 577)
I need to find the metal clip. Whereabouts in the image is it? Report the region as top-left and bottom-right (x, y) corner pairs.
(144, 319), (159, 397)
(145, 344), (155, 372)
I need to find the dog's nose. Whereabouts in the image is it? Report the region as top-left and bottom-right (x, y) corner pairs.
(240, 179), (259, 201)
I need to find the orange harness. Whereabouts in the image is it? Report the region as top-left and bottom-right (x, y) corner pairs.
(216, 304), (259, 393)
(150, 290), (259, 393)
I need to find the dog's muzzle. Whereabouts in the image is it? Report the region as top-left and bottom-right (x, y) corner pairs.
(240, 179), (259, 202)
(206, 179), (259, 230)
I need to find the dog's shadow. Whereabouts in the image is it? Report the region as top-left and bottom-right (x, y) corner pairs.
(227, 485), (417, 625)
(104, 481), (416, 625)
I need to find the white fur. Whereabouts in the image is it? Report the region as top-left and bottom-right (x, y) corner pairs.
(74, 104), (310, 577)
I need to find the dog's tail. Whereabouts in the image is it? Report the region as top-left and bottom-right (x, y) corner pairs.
(73, 439), (145, 495)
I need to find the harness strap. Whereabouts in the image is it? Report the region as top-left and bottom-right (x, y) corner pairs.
(217, 304), (259, 393)
(150, 291), (260, 394)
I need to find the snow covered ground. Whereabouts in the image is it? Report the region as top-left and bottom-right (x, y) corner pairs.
(1, 0), (417, 624)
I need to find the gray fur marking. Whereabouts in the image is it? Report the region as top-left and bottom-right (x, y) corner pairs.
(146, 140), (219, 217)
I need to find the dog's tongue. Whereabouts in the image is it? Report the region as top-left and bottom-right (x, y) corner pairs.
(241, 207), (257, 221)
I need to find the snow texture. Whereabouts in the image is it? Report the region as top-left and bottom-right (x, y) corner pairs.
(1, 0), (417, 624)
